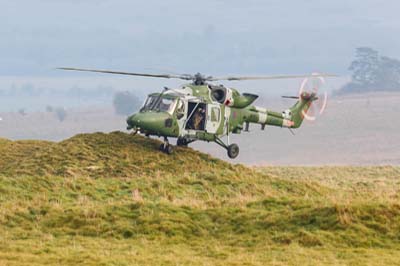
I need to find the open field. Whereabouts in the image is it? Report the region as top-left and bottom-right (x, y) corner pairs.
(0, 132), (399, 265)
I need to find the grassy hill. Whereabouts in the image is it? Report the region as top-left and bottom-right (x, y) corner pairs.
(0, 132), (399, 265)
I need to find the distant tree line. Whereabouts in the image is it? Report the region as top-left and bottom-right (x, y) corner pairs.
(45, 106), (68, 122)
(44, 91), (141, 119)
(339, 47), (400, 94)
(0, 84), (141, 117)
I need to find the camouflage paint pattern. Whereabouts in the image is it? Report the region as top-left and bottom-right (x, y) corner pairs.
(126, 84), (315, 142)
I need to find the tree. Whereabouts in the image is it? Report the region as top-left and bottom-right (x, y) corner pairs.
(113, 91), (141, 116)
(55, 107), (67, 122)
(349, 47), (379, 86)
(18, 108), (27, 116)
(45, 105), (54, 112)
(339, 47), (400, 94)
(376, 56), (400, 90)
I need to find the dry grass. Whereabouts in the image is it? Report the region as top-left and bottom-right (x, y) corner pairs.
(0, 132), (399, 265)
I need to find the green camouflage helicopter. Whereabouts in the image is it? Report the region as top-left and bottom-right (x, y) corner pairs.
(59, 68), (334, 159)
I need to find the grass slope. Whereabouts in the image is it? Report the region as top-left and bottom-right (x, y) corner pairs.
(0, 132), (399, 265)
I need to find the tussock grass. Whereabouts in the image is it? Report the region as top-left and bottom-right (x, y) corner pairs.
(0, 132), (399, 265)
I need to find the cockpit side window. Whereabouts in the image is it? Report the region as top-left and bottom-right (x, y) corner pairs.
(176, 99), (185, 119)
(158, 98), (175, 112)
(141, 96), (158, 111)
(141, 95), (177, 114)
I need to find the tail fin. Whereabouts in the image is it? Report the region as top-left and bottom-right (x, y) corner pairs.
(289, 92), (316, 128)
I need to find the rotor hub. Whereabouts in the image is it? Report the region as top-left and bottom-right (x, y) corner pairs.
(193, 73), (207, 85)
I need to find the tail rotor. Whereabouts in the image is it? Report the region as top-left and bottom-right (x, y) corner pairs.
(298, 73), (328, 122)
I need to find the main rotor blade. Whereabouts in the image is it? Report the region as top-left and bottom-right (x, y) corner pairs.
(282, 96), (299, 99)
(57, 67), (193, 80)
(208, 73), (337, 81)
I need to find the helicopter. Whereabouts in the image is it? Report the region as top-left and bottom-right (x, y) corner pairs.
(58, 67), (335, 159)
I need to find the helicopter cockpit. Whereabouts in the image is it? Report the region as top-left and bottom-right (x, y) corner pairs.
(140, 95), (178, 115)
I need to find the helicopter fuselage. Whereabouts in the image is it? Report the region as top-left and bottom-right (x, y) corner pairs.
(127, 85), (247, 141)
(125, 83), (314, 158)
(58, 67), (329, 159)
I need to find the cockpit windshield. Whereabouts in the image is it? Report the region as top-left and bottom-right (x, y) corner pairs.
(141, 95), (177, 114)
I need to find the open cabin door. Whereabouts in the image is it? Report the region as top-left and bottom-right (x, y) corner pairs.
(185, 102), (206, 131)
(206, 104), (221, 134)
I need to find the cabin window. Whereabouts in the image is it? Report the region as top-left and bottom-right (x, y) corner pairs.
(211, 107), (220, 122)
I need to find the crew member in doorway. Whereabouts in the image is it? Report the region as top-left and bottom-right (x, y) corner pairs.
(193, 107), (205, 130)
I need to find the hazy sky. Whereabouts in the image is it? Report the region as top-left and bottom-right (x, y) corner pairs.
(1, 0), (400, 77)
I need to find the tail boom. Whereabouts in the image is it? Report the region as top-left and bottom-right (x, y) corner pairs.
(244, 92), (315, 129)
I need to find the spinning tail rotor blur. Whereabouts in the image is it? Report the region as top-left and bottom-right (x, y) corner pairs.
(282, 73), (329, 122)
(299, 73), (328, 122)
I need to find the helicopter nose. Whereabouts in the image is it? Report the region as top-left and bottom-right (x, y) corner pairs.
(126, 114), (137, 130)
(127, 112), (172, 133)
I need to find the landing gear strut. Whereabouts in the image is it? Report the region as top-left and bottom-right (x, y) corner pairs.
(130, 126), (139, 136)
(159, 137), (173, 155)
(177, 137), (196, 147)
(215, 137), (240, 159)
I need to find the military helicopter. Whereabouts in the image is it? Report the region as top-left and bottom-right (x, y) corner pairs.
(59, 67), (334, 159)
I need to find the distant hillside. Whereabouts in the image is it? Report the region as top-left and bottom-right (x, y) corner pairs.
(0, 132), (399, 265)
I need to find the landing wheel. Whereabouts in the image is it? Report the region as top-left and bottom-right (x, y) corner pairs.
(164, 144), (173, 155)
(227, 144), (239, 159)
(159, 144), (165, 151)
(177, 138), (188, 147)
(159, 143), (174, 154)
(160, 137), (173, 155)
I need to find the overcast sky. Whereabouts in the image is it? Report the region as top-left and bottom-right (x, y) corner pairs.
(1, 0), (400, 78)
